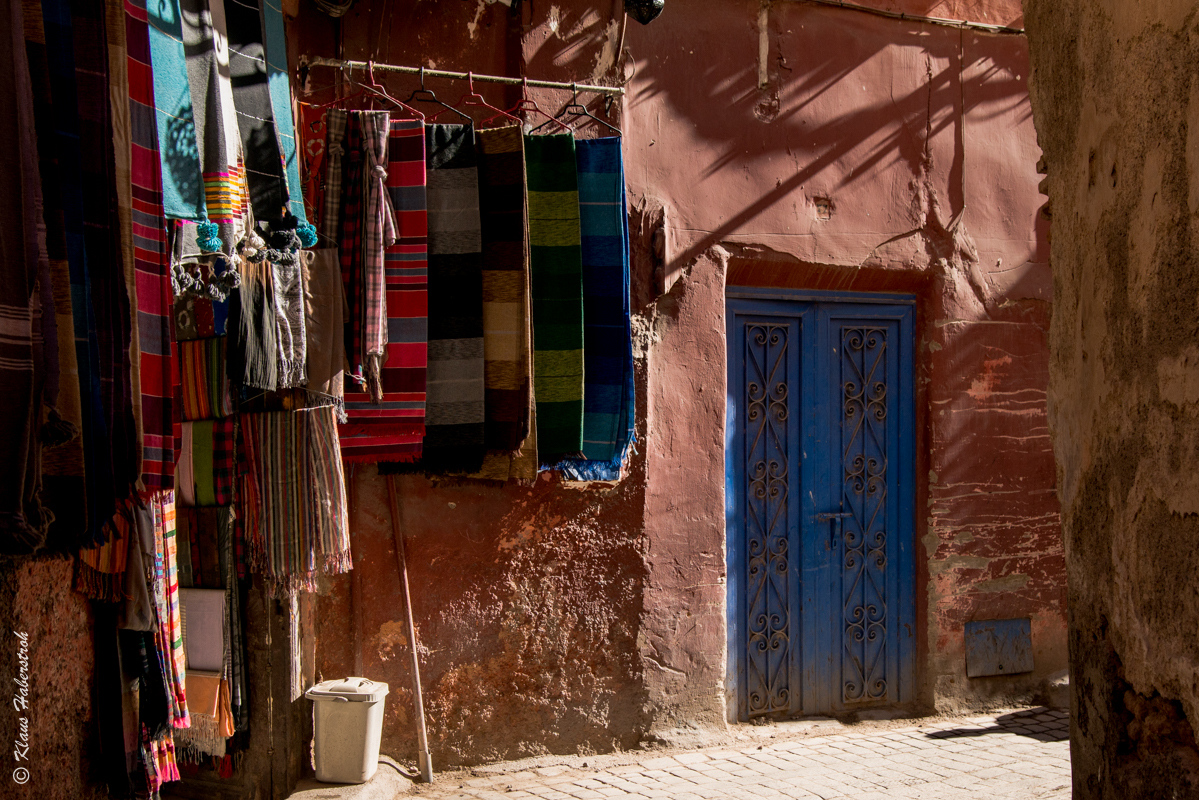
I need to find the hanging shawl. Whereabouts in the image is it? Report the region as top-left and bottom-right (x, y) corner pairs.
(179, 337), (233, 420)
(273, 249), (309, 388)
(241, 407), (350, 596)
(73, 0), (141, 519)
(261, 0), (307, 222)
(149, 490), (189, 728)
(472, 126), (534, 483)
(422, 123), (485, 472)
(124, 0), (182, 490)
(75, 507), (132, 602)
(178, 419), (236, 507)
(120, 502), (157, 631)
(225, 0), (286, 219)
(303, 249), (346, 418)
(338, 113), (365, 381)
(107, 0), (145, 490)
(227, 258), (278, 393)
(180, 0), (246, 253)
(0, 0), (50, 551)
(23, 0), (87, 544)
(339, 118), (427, 463)
(145, 0), (206, 220)
(359, 111), (395, 397)
(299, 103), (327, 232)
(554, 137), (635, 480)
(321, 109), (347, 242)
(525, 133), (584, 462)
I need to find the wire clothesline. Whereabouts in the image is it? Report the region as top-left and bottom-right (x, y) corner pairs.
(301, 56), (626, 96)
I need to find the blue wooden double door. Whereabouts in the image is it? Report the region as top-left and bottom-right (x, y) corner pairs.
(726, 290), (916, 719)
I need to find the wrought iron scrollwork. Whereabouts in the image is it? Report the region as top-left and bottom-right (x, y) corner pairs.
(745, 323), (791, 717)
(841, 326), (889, 704)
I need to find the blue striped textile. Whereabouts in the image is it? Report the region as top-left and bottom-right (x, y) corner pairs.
(556, 136), (634, 480)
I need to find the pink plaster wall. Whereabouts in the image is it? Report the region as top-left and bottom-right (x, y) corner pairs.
(292, 0), (1062, 765)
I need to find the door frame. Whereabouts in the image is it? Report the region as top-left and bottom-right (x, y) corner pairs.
(725, 287), (918, 721)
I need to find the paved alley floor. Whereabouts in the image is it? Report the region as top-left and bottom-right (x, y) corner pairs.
(410, 707), (1071, 800)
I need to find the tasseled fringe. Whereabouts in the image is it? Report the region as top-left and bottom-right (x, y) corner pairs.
(304, 390), (346, 423)
(174, 714), (226, 762)
(370, 453), (425, 470)
(364, 353), (384, 403)
(74, 562), (124, 603)
(277, 358), (307, 388)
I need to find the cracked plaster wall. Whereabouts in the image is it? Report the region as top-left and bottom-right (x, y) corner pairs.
(1024, 0), (1199, 796)
(292, 0), (1062, 767)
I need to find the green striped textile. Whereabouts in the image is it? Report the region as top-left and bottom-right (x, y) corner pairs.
(524, 133), (584, 460)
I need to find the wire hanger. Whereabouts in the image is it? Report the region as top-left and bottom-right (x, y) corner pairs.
(486, 77), (571, 132)
(430, 71), (520, 124)
(404, 66), (471, 123)
(532, 82), (620, 135)
(312, 63), (367, 111)
(362, 61), (425, 121)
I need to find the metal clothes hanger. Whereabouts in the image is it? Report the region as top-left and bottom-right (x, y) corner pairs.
(486, 77), (571, 132)
(404, 66), (472, 123)
(362, 61), (425, 121)
(312, 64), (366, 111)
(532, 83), (620, 135)
(430, 71), (520, 124)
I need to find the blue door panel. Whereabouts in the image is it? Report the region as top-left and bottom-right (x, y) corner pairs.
(727, 291), (915, 720)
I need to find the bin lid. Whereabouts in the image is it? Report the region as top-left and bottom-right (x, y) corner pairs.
(305, 676), (390, 702)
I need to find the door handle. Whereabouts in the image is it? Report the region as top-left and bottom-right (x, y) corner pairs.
(815, 511), (851, 550)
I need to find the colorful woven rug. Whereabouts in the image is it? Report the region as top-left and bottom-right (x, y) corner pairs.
(423, 123), (485, 472)
(340, 119), (428, 463)
(524, 133), (584, 462)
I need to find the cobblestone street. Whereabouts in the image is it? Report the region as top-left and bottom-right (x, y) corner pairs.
(413, 708), (1071, 800)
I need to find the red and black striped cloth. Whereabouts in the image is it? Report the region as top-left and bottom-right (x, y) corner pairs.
(126, 0), (180, 490)
(338, 117), (428, 463)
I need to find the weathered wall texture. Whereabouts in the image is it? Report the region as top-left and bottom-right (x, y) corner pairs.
(0, 557), (103, 800)
(1023, 0), (1199, 796)
(292, 0), (1063, 768)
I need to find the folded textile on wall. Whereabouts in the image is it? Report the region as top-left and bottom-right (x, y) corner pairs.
(241, 406), (350, 595)
(178, 419), (236, 506)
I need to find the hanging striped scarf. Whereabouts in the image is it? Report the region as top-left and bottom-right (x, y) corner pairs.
(339, 119), (427, 463)
(241, 407), (350, 596)
(22, 0), (87, 544)
(359, 111), (396, 397)
(423, 123), (485, 472)
(524, 133), (584, 462)
(178, 419), (236, 506)
(125, 0), (182, 491)
(150, 490), (189, 728)
(180, 338), (233, 420)
(339, 113), (365, 381)
(476, 126), (533, 461)
(180, 0), (245, 250)
(555, 137), (634, 480)
(75, 506), (133, 602)
(320, 109), (347, 242)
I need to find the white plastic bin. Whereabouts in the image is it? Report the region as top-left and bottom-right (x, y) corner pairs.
(306, 677), (390, 784)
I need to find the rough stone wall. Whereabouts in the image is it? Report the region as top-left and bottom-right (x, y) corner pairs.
(0, 557), (104, 800)
(1023, 0), (1199, 796)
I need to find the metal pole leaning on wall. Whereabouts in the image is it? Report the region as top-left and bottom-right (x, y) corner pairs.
(303, 55), (626, 96)
(386, 474), (434, 783)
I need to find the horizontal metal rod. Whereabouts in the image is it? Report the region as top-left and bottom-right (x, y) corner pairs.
(782, 0), (1025, 35)
(303, 56), (625, 96)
